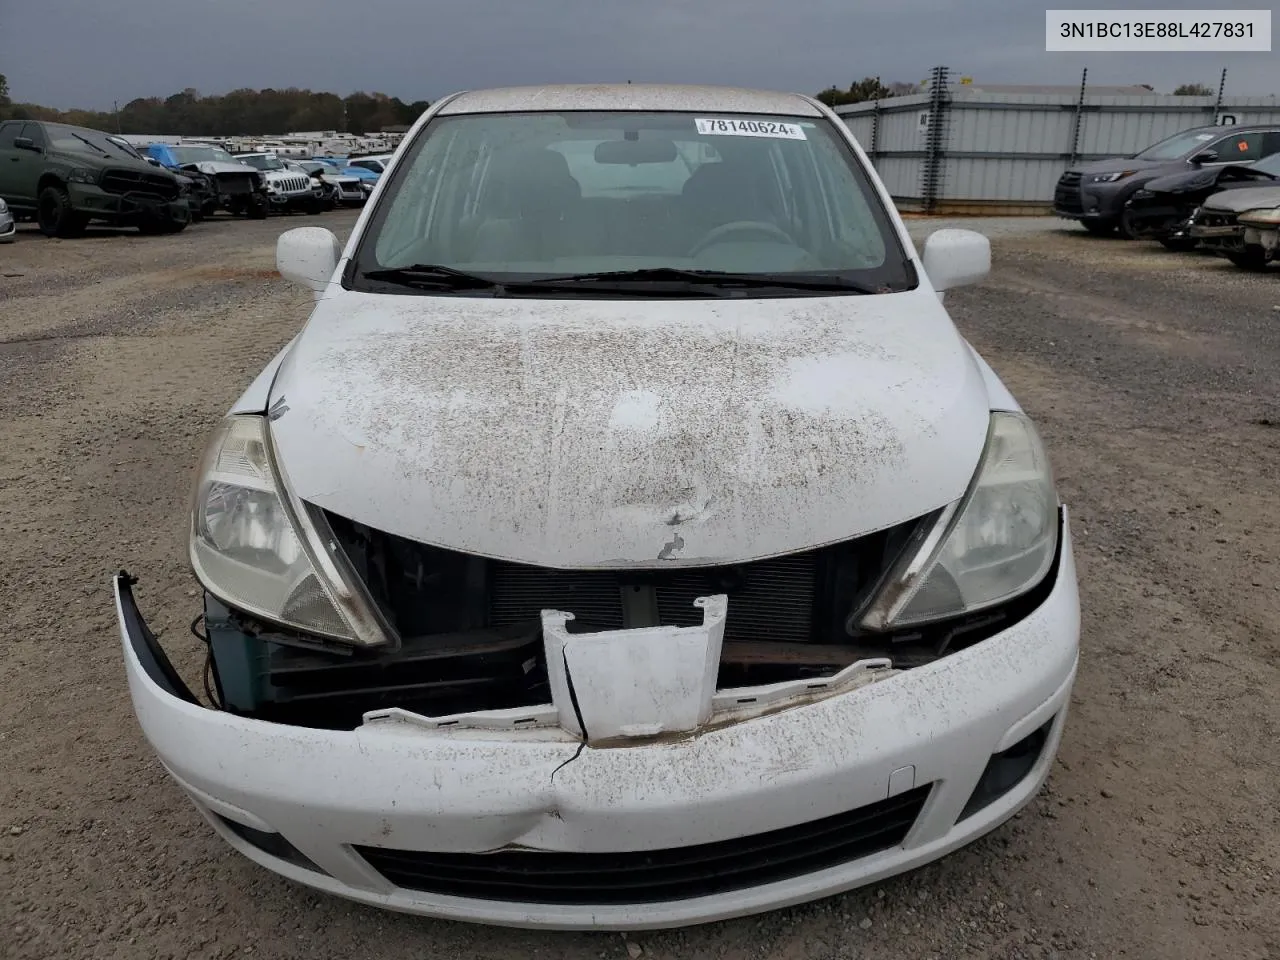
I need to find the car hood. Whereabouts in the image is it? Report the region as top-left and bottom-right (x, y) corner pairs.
(1203, 185), (1280, 212)
(192, 161), (258, 176)
(1143, 168), (1221, 194)
(266, 288), (991, 567)
(1068, 157), (1173, 177)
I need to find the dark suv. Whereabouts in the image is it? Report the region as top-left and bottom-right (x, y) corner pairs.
(1053, 123), (1280, 238)
(0, 120), (191, 237)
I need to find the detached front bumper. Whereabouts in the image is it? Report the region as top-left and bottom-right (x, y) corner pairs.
(116, 517), (1080, 931)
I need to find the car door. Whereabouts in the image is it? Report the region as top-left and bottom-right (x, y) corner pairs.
(1200, 129), (1268, 167)
(0, 121), (27, 202)
(8, 123), (50, 205)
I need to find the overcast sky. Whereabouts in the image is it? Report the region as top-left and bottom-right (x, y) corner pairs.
(1, 0), (1275, 109)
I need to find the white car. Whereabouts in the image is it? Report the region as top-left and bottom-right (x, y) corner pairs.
(295, 160), (366, 206)
(0, 197), (14, 242)
(235, 153), (324, 213)
(345, 152), (393, 175)
(116, 84), (1080, 931)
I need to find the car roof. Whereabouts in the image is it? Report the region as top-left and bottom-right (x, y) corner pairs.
(436, 83), (824, 118)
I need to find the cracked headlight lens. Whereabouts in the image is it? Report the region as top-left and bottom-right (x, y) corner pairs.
(190, 415), (387, 645)
(860, 412), (1059, 630)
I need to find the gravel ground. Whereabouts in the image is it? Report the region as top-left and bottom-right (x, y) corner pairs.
(1, 212), (1277, 960)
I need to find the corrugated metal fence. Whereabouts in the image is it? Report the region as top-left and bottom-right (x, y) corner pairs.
(837, 67), (1280, 214)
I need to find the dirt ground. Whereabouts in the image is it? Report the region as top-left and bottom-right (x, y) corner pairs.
(1, 212), (1276, 960)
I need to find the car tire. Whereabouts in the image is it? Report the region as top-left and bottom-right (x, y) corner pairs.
(1082, 219), (1116, 236)
(1226, 246), (1269, 271)
(37, 185), (89, 239)
(306, 198), (324, 215)
(1117, 209), (1141, 240)
(248, 198), (269, 220)
(1158, 237), (1197, 253)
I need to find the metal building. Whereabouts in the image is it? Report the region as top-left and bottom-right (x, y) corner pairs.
(837, 67), (1280, 214)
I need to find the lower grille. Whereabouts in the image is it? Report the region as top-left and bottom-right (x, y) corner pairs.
(214, 173), (255, 195)
(354, 784), (931, 905)
(101, 169), (179, 200)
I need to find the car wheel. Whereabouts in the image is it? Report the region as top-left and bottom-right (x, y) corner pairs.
(248, 198), (269, 220)
(1117, 209), (1141, 240)
(37, 185), (89, 238)
(1158, 237), (1197, 253)
(1082, 219), (1116, 236)
(1226, 246), (1269, 271)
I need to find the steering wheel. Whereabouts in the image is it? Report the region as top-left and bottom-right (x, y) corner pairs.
(689, 220), (796, 257)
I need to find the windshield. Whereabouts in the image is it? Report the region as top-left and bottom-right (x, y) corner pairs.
(351, 110), (911, 295)
(1135, 129), (1221, 161)
(238, 155), (284, 171)
(171, 146), (239, 165)
(47, 125), (140, 159)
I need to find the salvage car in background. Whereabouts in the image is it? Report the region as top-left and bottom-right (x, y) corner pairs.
(314, 156), (380, 199)
(116, 84), (1079, 931)
(0, 120), (190, 237)
(1123, 149), (1280, 250)
(294, 160), (365, 206)
(145, 143), (269, 219)
(1054, 124), (1280, 238)
(234, 152), (324, 214)
(1190, 185), (1280, 270)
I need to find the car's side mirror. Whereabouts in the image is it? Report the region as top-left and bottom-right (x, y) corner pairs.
(146, 157), (162, 167)
(921, 228), (990, 293)
(1193, 150), (1219, 164)
(277, 227), (341, 295)
(14, 137), (39, 152)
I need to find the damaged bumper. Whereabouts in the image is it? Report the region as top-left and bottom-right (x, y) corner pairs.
(116, 522), (1079, 930)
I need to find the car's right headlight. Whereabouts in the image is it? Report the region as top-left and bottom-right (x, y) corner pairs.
(1238, 207), (1280, 226)
(189, 415), (393, 648)
(858, 411), (1059, 631)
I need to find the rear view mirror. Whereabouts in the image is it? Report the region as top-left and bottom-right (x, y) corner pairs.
(277, 227), (341, 296)
(14, 137), (38, 152)
(1193, 150), (1219, 164)
(595, 138), (678, 164)
(921, 228), (990, 293)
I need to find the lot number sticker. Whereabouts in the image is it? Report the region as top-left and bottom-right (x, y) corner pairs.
(695, 118), (807, 140)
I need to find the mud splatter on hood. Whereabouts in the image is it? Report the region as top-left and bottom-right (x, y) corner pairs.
(268, 288), (990, 566)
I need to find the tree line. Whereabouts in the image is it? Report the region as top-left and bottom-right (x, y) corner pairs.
(0, 73), (1230, 136)
(0, 77), (429, 136)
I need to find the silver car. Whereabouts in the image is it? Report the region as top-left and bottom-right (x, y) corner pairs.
(0, 196), (15, 242)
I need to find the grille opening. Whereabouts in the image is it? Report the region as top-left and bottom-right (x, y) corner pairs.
(212, 814), (323, 873)
(207, 510), (1063, 730)
(354, 784), (932, 905)
(957, 715), (1055, 822)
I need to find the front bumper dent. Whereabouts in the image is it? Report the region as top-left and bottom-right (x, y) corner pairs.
(116, 516), (1080, 930)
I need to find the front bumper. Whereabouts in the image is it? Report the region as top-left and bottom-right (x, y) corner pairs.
(117, 515), (1080, 930)
(68, 183), (189, 226)
(1053, 181), (1126, 221)
(1122, 198), (1195, 240)
(0, 212), (14, 242)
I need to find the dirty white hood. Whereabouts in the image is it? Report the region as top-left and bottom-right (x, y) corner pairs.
(268, 289), (991, 567)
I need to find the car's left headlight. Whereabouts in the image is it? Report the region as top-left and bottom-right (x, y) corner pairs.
(1088, 170), (1136, 184)
(189, 415), (393, 648)
(858, 412), (1059, 630)
(1238, 207), (1280, 226)
(68, 168), (97, 184)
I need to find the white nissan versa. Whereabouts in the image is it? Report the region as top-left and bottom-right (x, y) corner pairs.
(115, 84), (1080, 930)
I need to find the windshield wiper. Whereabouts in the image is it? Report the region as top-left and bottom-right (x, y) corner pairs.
(514, 267), (887, 294)
(359, 264), (504, 293)
(70, 133), (111, 157)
